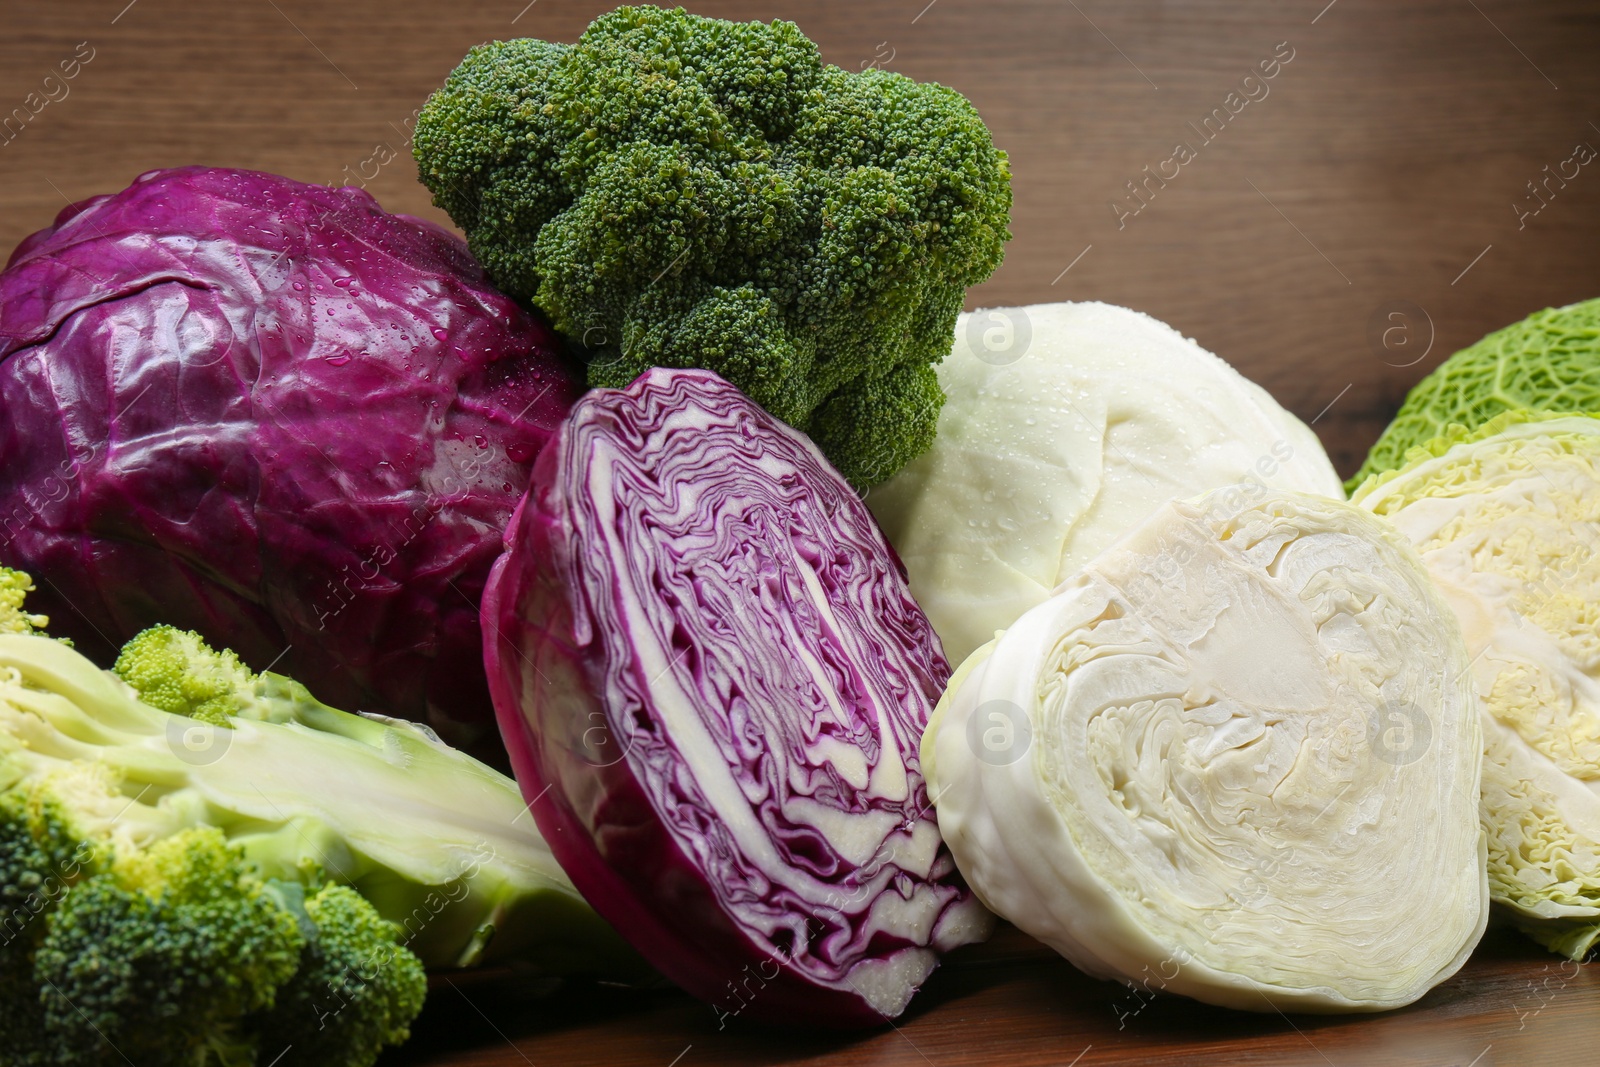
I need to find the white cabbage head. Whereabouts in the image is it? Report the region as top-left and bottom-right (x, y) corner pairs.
(867, 302), (1344, 665)
(1352, 412), (1600, 958)
(923, 488), (1486, 1011)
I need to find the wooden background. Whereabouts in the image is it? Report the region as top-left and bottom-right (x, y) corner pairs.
(3, 0), (1599, 1063)
(5, 0), (1600, 478)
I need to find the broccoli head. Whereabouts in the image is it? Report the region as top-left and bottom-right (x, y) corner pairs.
(1352, 297), (1600, 490)
(1, 689), (419, 1067)
(414, 5), (1013, 488)
(1, 580), (644, 1065)
(33, 826), (305, 1066)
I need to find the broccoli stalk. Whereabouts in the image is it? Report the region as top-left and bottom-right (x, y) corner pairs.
(109, 624), (634, 973)
(414, 5), (1013, 489)
(0, 615), (641, 1066)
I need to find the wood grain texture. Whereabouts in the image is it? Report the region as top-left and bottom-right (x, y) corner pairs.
(398, 925), (1598, 1067)
(3, 1), (1599, 1064)
(3, 0), (1600, 477)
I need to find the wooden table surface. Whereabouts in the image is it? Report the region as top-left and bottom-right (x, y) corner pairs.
(4, 1), (1599, 1064)
(396, 924), (1600, 1067)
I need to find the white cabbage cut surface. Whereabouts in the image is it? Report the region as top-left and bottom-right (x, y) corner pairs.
(868, 302), (1343, 665)
(924, 489), (1487, 1011)
(1353, 413), (1600, 959)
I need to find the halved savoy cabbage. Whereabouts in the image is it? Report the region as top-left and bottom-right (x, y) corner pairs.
(1354, 412), (1600, 958)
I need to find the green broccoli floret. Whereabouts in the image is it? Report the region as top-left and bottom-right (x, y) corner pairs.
(1, 715), (412, 1066)
(251, 884), (427, 1066)
(0, 781), (92, 1067)
(0, 585), (644, 1065)
(34, 827), (304, 1066)
(414, 5), (1013, 488)
(113, 625), (256, 725)
(0, 567), (49, 636)
(1351, 297), (1600, 490)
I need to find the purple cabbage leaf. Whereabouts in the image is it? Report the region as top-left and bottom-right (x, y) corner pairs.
(0, 166), (581, 756)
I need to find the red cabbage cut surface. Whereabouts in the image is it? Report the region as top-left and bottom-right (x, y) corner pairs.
(482, 368), (994, 1026)
(0, 166), (580, 755)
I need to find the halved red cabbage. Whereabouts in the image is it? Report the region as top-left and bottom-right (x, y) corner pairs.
(0, 167), (581, 756)
(483, 368), (992, 1025)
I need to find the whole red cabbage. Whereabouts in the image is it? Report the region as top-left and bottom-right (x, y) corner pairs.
(483, 368), (993, 1026)
(0, 166), (580, 755)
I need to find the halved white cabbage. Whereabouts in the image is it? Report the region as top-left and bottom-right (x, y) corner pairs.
(867, 302), (1344, 665)
(1353, 412), (1600, 958)
(924, 488), (1487, 1011)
